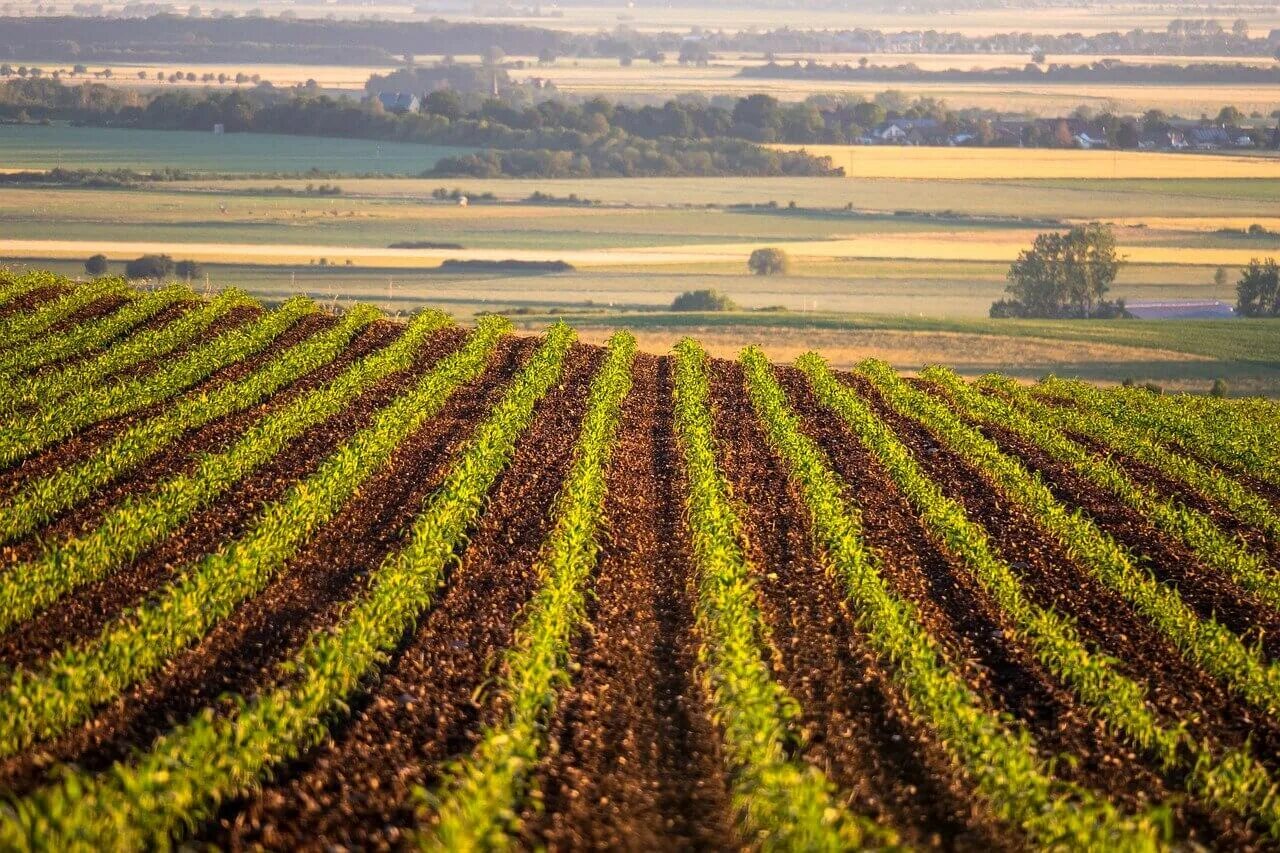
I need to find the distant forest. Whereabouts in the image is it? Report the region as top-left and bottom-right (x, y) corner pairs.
(1, 13), (1278, 66)
(0, 79), (841, 179)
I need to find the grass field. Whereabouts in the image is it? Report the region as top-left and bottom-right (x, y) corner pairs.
(1, 273), (1278, 851)
(0, 124), (471, 175)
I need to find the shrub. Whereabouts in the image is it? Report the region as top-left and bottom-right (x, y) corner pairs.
(175, 260), (202, 280)
(124, 254), (175, 280)
(1210, 378), (1229, 398)
(748, 247), (790, 276)
(84, 254), (108, 276)
(671, 290), (738, 312)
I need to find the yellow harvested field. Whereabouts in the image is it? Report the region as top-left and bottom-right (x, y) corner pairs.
(1, 232), (1266, 270)
(569, 326), (1209, 374)
(776, 145), (1280, 180)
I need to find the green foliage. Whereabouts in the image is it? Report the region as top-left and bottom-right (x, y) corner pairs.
(0, 321), (571, 850)
(671, 289), (738, 312)
(0, 296), (317, 468)
(0, 285), (256, 416)
(785, 351), (1167, 848)
(999, 224), (1128, 319)
(0, 284), (191, 382)
(671, 339), (895, 851)
(123, 253), (174, 280)
(0, 276), (131, 351)
(747, 247), (790, 276)
(1235, 257), (1280, 317)
(0, 315), (509, 758)
(856, 361), (1280, 720)
(422, 331), (636, 847)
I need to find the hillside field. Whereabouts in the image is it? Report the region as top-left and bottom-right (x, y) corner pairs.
(0, 273), (1278, 848)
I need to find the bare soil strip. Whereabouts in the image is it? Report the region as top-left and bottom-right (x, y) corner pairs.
(526, 354), (735, 852)
(0, 334), (528, 797)
(202, 344), (601, 851)
(0, 327), (470, 672)
(0, 286), (63, 321)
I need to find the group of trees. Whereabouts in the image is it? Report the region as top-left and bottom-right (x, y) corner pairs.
(87, 254), (203, 281)
(991, 225), (1131, 319)
(1236, 259), (1280, 317)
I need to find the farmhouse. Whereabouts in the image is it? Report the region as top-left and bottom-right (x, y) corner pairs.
(375, 92), (421, 114)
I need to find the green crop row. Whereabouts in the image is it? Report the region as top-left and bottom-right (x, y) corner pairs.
(1036, 378), (1280, 491)
(986, 376), (1280, 547)
(0, 287), (258, 417)
(0, 322), (572, 851)
(422, 331), (635, 848)
(0, 296), (315, 468)
(0, 302), (379, 548)
(793, 355), (1280, 837)
(0, 277), (132, 352)
(671, 339), (892, 851)
(0, 307), (407, 631)
(754, 349), (1165, 849)
(931, 369), (1280, 612)
(0, 270), (57, 309)
(0, 315), (509, 757)
(0, 309), (450, 632)
(857, 360), (1280, 721)
(0, 285), (193, 381)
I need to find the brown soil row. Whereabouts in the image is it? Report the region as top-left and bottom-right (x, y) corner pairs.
(525, 354), (735, 852)
(46, 295), (131, 334)
(0, 286), (65, 321)
(0, 327), (471, 672)
(0, 318), (406, 566)
(839, 374), (1274, 844)
(0, 334), (531, 796)
(708, 360), (1012, 850)
(202, 343), (602, 851)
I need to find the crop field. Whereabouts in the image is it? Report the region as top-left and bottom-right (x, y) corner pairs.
(0, 271), (1279, 849)
(0, 124), (472, 175)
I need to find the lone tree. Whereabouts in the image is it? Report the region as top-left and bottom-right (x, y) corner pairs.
(748, 247), (790, 276)
(84, 254), (108, 276)
(671, 289), (737, 312)
(175, 259), (203, 280)
(125, 254), (175, 280)
(1235, 258), (1280, 317)
(992, 224), (1128, 319)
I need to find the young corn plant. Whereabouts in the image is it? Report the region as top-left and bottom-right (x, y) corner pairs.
(671, 339), (895, 852)
(753, 349), (1167, 850)
(0, 322), (574, 851)
(0, 277), (132, 351)
(1036, 377), (1280, 490)
(928, 368), (1280, 612)
(0, 309), (449, 631)
(796, 354), (1280, 837)
(985, 375), (1280, 543)
(0, 315), (513, 757)
(0, 302), (381, 547)
(420, 331), (635, 849)
(0, 287), (258, 416)
(0, 295), (316, 467)
(857, 359), (1280, 721)
(0, 285), (193, 381)
(0, 270), (56, 310)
